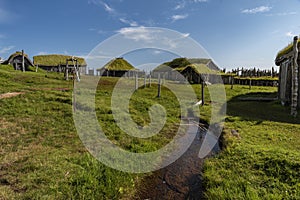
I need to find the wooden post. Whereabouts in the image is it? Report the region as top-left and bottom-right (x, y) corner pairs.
(21, 50), (25, 72)
(157, 73), (161, 98)
(201, 80), (204, 105)
(66, 60), (69, 80)
(291, 36), (299, 117)
(249, 78), (252, 90)
(144, 73), (146, 88)
(135, 73), (138, 91)
(149, 74), (152, 87)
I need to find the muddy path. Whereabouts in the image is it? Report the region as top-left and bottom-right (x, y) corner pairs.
(135, 122), (218, 200)
(0, 92), (25, 99)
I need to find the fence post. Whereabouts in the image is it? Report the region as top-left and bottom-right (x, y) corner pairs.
(135, 73), (138, 91)
(249, 78), (252, 90)
(157, 73), (161, 98)
(21, 50), (25, 72)
(144, 73), (146, 88)
(201, 80), (204, 105)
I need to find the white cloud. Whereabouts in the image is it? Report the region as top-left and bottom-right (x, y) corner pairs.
(182, 33), (190, 38)
(267, 12), (297, 16)
(117, 26), (158, 42)
(103, 2), (114, 13)
(192, 0), (208, 2)
(242, 6), (271, 14)
(119, 18), (138, 27)
(37, 51), (48, 55)
(174, 0), (207, 10)
(174, 2), (186, 10)
(172, 14), (188, 21)
(286, 31), (295, 37)
(88, 0), (115, 14)
(0, 46), (15, 54)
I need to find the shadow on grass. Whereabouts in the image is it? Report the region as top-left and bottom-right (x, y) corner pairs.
(227, 92), (300, 124)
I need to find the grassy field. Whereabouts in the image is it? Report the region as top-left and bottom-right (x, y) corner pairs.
(0, 65), (193, 199)
(203, 85), (300, 199)
(0, 64), (299, 199)
(0, 65), (139, 199)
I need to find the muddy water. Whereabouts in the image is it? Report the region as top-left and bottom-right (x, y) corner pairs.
(135, 123), (218, 200)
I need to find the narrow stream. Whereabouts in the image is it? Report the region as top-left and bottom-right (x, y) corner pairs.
(135, 120), (220, 200)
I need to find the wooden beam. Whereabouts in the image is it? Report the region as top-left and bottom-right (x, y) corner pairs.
(201, 80), (204, 106)
(157, 73), (161, 98)
(135, 73), (138, 91)
(291, 36), (299, 117)
(22, 50), (25, 72)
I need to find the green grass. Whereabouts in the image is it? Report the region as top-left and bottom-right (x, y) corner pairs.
(1, 64), (299, 199)
(154, 57), (212, 72)
(0, 66), (140, 199)
(276, 39), (300, 60)
(234, 76), (278, 81)
(95, 78), (183, 152)
(33, 54), (86, 66)
(0, 65), (194, 199)
(203, 85), (300, 199)
(97, 58), (136, 71)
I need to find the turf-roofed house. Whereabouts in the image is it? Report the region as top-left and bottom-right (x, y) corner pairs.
(2, 51), (35, 71)
(97, 57), (139, 77)
(275, 36), (300, 116)
(33, 54), (87, 75)
(152, 57), (220, 83)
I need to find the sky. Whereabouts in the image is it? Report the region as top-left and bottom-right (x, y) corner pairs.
(0, 0), (300, 71)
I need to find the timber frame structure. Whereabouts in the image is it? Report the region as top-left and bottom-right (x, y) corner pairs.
(275, 36), (300, 116)
(64, 57), (80, 82)
(3, 50), (34, 72)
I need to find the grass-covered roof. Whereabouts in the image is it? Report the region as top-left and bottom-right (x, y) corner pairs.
(9, 51), (29, 58)
(275, 38), (300, 64)
(97, 58), (136, 71)
(3, 51), (34, 66)
(5, 51), (29, 62)
(176, 64), (218, 75)
(33, 54), (86, 67)
(154, 57), (212, 72)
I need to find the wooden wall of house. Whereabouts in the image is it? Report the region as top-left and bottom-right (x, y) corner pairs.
(10, 55), (32, 71)
(98, 69), (143, 77)
(278, 58), (300, 107)
(298, 57), (300, 108)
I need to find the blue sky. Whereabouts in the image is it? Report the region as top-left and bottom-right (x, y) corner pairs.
(0, 0), (300, 70)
